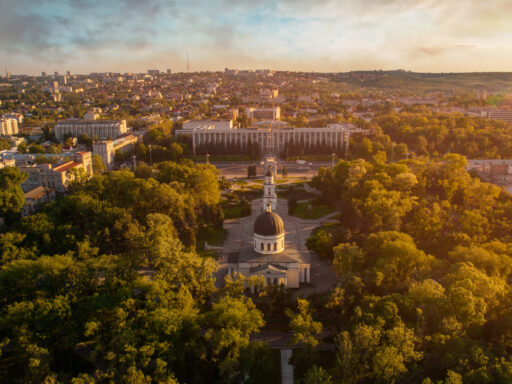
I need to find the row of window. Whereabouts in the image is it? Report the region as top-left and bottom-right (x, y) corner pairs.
(255, 240), (283, 251)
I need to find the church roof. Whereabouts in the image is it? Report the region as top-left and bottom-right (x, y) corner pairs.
(250, 263), (288, 273)
(254, 209), (284, 236)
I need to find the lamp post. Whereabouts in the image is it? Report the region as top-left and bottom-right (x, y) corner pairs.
(206, 152), (210, 164)
(331, 153), (336, 168)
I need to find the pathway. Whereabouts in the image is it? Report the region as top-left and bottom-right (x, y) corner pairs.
(280, 349), (294, 384)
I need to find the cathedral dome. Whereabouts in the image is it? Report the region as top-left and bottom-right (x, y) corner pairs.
(254, 205), (285, 236)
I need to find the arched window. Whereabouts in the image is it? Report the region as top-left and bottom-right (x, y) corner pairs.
(274, 242), (277, 250)
(261, 243), (264, 250)
(267, 243), (271, 251)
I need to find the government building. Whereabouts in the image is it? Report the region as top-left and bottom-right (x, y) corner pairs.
(175, 120), (367, 156)
(54, 118), (127, 141)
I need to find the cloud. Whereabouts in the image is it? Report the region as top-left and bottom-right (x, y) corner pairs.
(1, 0), (512, 73)
(416, 43), (477, 56)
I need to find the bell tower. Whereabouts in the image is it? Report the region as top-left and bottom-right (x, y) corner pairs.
(262, 165), (277, 211)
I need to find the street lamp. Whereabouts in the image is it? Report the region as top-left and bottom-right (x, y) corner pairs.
(206, 152), (210, 164)
(331, 153), (336, 168)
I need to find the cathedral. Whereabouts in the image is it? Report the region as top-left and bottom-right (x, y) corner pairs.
(227, 166), (311, 290)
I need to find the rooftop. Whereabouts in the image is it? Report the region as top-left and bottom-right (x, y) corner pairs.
(52, 161), (81, 173)
(25, 186), (52, 200)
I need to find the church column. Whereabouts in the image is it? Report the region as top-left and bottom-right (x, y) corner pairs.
(307, 267), (310, 282)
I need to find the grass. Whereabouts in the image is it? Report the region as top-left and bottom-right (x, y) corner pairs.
(290, 200), (335, 220)
(223, 205), (251, 219)
(196, 226), (227, 250)
(235, 188), (263, 201)
(277, 188), (318, 200)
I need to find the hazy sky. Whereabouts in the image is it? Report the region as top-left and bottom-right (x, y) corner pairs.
(1, 0), (512, 74)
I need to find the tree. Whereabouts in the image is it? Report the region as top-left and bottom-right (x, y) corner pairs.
(335, 322), (421, 384)
(28, 143), (45, 154)
(203, 296), (265, 377)
(302, 366), (333, 384)
(282, 165), (288, 178)
(306, 228), (333, 259)
(17, 142), (27, 154)
(288, 196), (298, 214)
(91, 154), (106, 173)
(0, 167), (27, 218)
(247, 164), (257, 178)
(286, 299), (323, 378)
(0, 138), (11, 151)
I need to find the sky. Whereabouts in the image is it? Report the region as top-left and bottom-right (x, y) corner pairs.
(1, 0), (512, 74)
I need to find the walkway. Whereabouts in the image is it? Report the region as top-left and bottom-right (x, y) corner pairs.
(280, 349), (294, 384)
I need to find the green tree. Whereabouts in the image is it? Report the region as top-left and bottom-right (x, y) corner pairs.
(0, 167), (27, 218)
(28, 143), (45, 154)
(203, 296), (265, 377)
(287, 299), (323, 378)
(302, 365), (333, 384)
(91, 154), (106, 173)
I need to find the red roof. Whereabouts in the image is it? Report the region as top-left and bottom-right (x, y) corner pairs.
(53, 161), (81, 173)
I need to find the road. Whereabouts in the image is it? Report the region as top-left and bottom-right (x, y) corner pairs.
(209, 161), (333, 179)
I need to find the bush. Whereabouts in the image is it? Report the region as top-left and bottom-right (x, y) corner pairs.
(289, 196), (298, 214)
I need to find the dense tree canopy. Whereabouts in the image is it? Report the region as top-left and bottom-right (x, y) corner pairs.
(306, 154), (512, 382)
(0, 160), (268, 383)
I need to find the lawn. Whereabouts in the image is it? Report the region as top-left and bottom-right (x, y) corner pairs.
(223, 205), (251, 219)
(277, 188), (318, 200)
(290, 200), (335, 220)
(235, 188), (263, 201)
(196, 226), (227, 250)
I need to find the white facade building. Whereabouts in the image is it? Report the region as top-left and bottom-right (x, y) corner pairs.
(54, 119), (127, 141)
(93, 135), (138, 169)
(0, 118), (19, 135)
(247, 106), (280, 120)
(176, 120), (365, 155)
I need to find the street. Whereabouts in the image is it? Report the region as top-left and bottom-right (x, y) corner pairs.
(209, 161), (333, 179)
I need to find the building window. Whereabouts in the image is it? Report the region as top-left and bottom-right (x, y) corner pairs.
(267, 243), (270, 251)
(261, 243), (264, 250)
(274, 242), (277, 250)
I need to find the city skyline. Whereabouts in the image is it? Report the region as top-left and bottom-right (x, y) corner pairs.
(1, 0), (512, 75)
